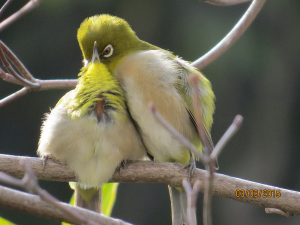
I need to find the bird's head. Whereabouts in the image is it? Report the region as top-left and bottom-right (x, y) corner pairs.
(67, 42), (126, 119)
(77, 14), (143, 72)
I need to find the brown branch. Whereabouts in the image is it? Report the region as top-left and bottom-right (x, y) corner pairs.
(0, 154), (299, 215)
(0, 87), (31, 107)
(0, 40), (37, 84)
(265, 208), (293, 217)
(0, 185), (132, 225)
(192, 0), (266, 70)
(0, 68), (24, 85)
(0, 0), (40, 32)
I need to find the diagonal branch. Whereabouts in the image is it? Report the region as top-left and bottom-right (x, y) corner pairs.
(210, 115), (243, 160)
(0, 87), (31, 107)
(0, 40), (37, 83)
(0, 0), (13, 18)
(0, 43), (39, 87)
(0, 0), (40, 32)
(192, 0), (266, 70)
(0, 184), (132, 225)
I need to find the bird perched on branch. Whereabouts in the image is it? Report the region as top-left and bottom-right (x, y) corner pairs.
(37, 42), (146, 212)
(77, 14), (215, 225)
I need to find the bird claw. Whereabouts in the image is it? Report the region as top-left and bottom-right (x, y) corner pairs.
(41, 155), (53, 170)
(115, 160), (128, 173)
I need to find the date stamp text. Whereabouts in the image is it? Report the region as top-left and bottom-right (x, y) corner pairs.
(235, 189), (281, 198)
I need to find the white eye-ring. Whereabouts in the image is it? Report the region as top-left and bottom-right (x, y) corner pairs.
(102, 44), (114, 57)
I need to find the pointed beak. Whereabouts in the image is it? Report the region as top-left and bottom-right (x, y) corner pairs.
(84, 59), (90, 67)
(92, 41), (101, 63)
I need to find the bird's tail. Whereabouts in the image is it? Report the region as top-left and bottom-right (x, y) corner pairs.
(169, 186), (190, 225)
(75, 186), (102, 213)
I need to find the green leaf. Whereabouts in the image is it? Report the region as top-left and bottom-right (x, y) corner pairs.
(102, 183), (119, 216)
(62, 183), (119, 225)
(0, 217), (15, 225)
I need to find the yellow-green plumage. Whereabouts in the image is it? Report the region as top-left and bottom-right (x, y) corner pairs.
(62, 63), (126, 120)
(76, 14), (215, 225)
(77, 14), (159, 73)
(38, 52), (146, 213)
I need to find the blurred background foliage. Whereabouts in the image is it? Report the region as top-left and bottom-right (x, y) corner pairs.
(0, 0), (300, 224)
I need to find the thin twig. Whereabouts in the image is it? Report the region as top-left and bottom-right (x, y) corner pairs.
(38, 79), (78, 90)
(203, 164), (214, 225)
(183, 179), (201, 225)
(192, 0), (266, 70)
(0, 43), (39, 87)
(0, 0), (13, 18)
(149, 102), (208, 164)
(0, 68), (24, 85)
(201, 0), (250, 6)
(0, 41), (37, 83)
(0, 87), (30, 107)
(265, 208), (293, 217)
(210, 115), (243, 160)
(0, 0), (40, 32)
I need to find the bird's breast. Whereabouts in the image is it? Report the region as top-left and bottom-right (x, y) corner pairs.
(114, 50), (197, 163)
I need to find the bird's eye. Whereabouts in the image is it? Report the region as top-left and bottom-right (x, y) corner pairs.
(102, 44), (114, 58)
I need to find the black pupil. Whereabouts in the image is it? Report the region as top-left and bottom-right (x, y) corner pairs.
(104, 47), (110, 55)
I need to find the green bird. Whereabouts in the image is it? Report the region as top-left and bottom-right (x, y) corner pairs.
(76, 14), (215, 224)
(38, 42), (146, 212)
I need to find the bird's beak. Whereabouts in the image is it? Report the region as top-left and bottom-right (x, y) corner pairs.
(84, 59), (90, 67)
(92, 41), (101, 63)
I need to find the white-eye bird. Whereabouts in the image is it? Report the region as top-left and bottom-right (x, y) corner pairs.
(77, 15), (215, 224)
(37, 42), (146, 212)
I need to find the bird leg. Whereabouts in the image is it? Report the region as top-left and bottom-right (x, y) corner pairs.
(181, 151), (196, 181)
(115, 160), (129, 173)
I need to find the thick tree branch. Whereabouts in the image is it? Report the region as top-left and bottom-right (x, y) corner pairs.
(0, 154), (299, 215)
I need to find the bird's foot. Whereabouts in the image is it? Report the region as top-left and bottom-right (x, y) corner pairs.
(41, 154), (53, 169)
(180, 156), (196, 181)
(115, 160), (129, 173)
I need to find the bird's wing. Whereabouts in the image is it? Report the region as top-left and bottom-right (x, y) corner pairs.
(174, 58), (217, 168)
